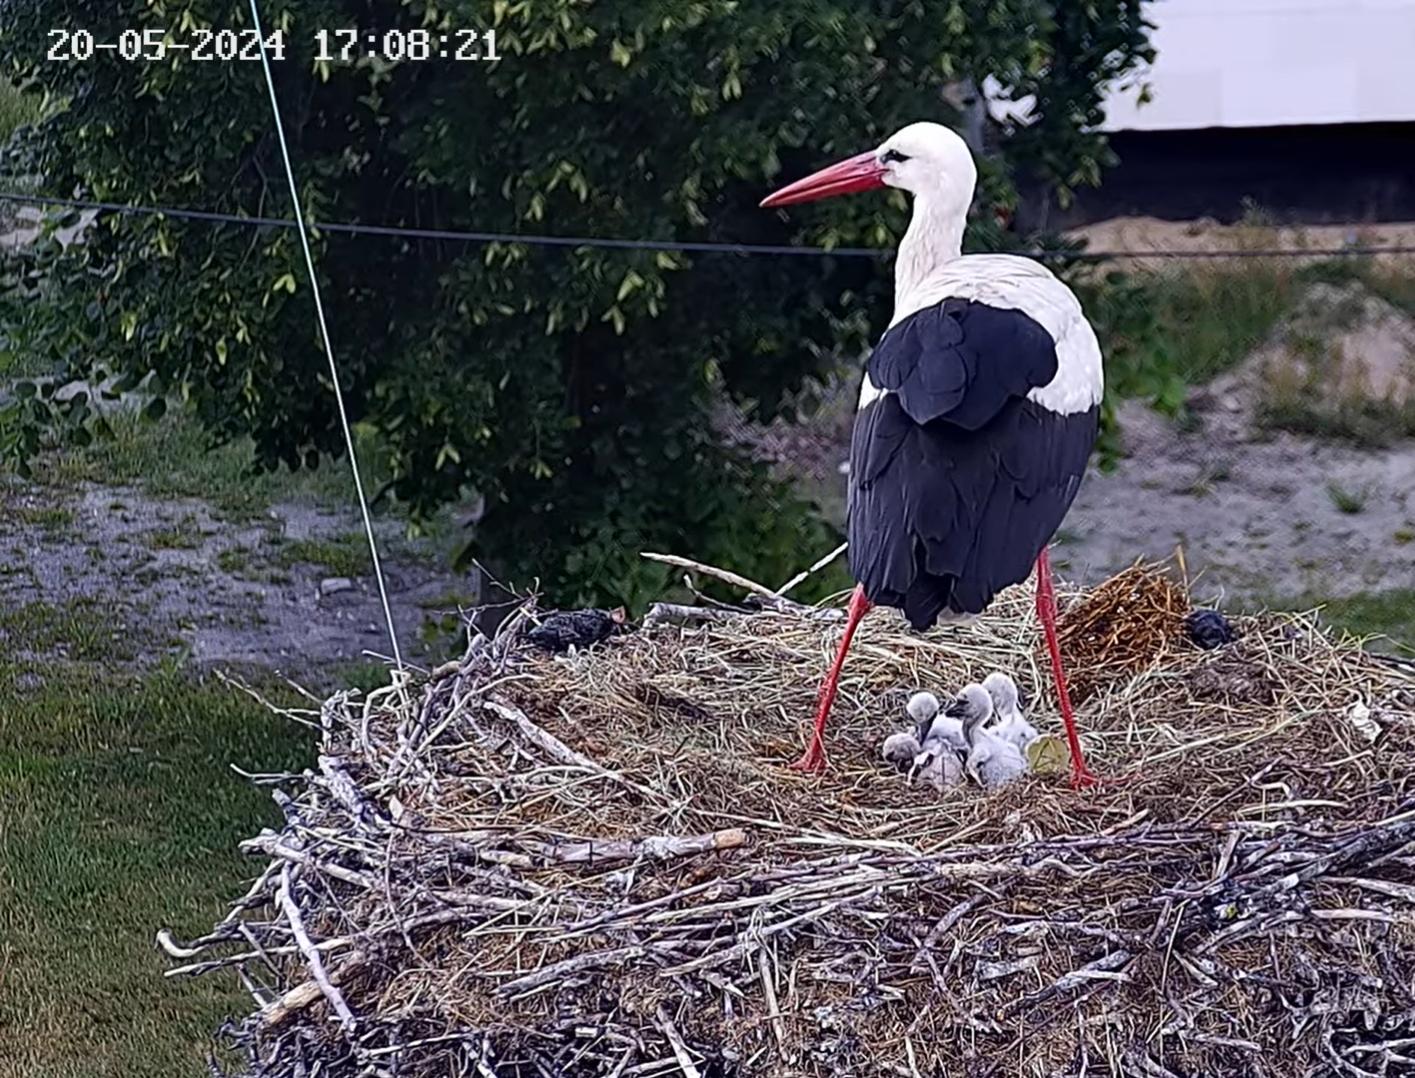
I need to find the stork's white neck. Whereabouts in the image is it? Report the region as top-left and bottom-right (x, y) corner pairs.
(893, 193), (966, 322)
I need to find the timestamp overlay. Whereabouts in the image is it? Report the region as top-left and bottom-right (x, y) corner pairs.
(45, 26), (500, 64)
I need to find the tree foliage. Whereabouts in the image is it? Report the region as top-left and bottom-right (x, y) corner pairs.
(0, 0), (1153, 608)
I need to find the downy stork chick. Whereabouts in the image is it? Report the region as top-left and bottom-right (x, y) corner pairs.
(908, 690), (965, 754)
(982, 672), (1039, 753)
(906, 691), (939, 726)
(914, 743), (965, 793)
(950, 684), (1028, 790)
(881, 730), (923, 771)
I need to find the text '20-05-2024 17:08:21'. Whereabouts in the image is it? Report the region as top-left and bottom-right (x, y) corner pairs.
(45, 26), (500, 63)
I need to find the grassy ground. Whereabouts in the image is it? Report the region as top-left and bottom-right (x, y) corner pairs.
(1098, 255), (1415, 420)
(0, 656), (309, 1077)
(21, 403), (462, 565)
(0, 79), (41, 141)
(35, 407), (367, 520)
(1303, 589), (1415, 656)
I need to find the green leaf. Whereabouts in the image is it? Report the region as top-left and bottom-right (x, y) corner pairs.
(616, 271), (643, 302)
(1026, 735), (1070, 776)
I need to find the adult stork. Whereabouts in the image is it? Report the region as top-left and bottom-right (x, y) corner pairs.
(760, 122), (1101, 788)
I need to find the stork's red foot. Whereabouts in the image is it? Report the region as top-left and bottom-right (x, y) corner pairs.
(1070, 764), (1099, 790)
(789, 740), (828, 773)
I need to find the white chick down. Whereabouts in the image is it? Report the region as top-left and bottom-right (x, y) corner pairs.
(951, 683), (1029, 790)
(905, 691), (939, 725)
(909, 689), (966, 753)
(881, 731), (923, 771)
(982, 671), (1039, 753)
(914, 745), (964, 792)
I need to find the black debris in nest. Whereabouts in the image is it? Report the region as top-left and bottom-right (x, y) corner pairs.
(527, 607), (630, 653)
(1185, 608), (1236, 650)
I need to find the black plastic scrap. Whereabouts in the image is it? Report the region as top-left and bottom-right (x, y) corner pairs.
(1185, 608), (1236, 650)
(527, 607), (630, 653)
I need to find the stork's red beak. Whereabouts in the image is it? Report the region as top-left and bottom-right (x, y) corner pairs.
(759, 150), (887, 208)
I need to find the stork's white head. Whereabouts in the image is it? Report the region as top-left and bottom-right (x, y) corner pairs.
(876, 123), (977, 208)
(759, 121), (976, 213)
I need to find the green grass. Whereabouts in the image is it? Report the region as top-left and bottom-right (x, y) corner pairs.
(0, 78), (41, 141)
(1325, 482), (1369, 515)
(1261, 391), (1415, 448)
(1097, 259), (1299, 406)
(0, 599), (141, 663)
(15, 504), (74, 533)
(215, 546), (255, 574)
(417, 587), (481, 610)
(0, 661), (310, 1077)
(1145, 264), (1299, 384)
(144, 526), (203, 551)
(1312, 589), (1415, 655)
(276, 534), (372, 577)
(36, 407), (370, 519)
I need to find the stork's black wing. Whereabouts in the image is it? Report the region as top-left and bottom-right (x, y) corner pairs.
(849, 299), (1097, 630)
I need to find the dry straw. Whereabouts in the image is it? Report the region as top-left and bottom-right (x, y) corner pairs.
(161, 559), (1415, 1077)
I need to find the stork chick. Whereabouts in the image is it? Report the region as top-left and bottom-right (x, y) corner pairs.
(950, 684), (1028, 790)
(982, 672), (1039, 753)
(913, 743), (964, 792)
(881, 730), (923, 771)
(905, 690), (940, 726)
(907, 690), (966, 754)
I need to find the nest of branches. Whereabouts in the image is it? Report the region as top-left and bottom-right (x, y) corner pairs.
(162, 561), (1415, 1078)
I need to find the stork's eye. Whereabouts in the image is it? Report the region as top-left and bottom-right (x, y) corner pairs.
(881, 149), (911, 164)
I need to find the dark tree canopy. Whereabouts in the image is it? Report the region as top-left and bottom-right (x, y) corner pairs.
(0, 0), (1153, 608)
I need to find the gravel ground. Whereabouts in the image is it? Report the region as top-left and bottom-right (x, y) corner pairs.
(0, 481), (473, 675)
(1061, 401), (1415, 603)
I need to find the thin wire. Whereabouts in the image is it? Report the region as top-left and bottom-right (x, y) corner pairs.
(250, 0), (403, 670)
(6, 189), (1415, 261)
(0, 190), (884, 257)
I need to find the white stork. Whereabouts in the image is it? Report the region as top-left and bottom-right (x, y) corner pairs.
(760, 122), (1101, 788)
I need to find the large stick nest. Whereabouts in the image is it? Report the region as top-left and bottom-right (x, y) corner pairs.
(162, 563), (1415, 1077)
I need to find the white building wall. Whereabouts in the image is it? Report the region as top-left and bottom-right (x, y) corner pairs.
(1100, 0), (1415, 131)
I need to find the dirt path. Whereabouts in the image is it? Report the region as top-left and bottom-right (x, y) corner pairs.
(1, 481), (473, 676)
(785, 389), (1415, 612)
(1060, 402), (1415, 603)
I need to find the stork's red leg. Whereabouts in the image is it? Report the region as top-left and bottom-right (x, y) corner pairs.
(1035, 548), (1097, 788)
(791, 584), (872, 773)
